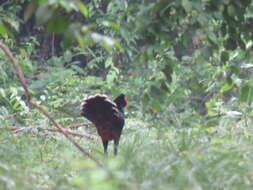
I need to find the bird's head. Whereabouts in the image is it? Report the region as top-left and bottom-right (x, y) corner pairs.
(114, 94), (128, 108)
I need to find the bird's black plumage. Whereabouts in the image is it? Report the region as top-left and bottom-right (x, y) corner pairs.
(80, 94), (127, 155)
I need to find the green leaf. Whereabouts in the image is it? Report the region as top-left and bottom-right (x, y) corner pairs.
(230, 65), (240, 75)
(46, 11), (70, 33)
(197, 14), (208, 26)
(167, 88), (184, 104)
(190, 78), (205, 92)
(0, 24), (13, 37)
(76, 34), (85, 48)
(220, 82), (234, 93)
(0, 88), (6, 98)
(227, 5), (236, 17)
(208, 32), (218, 44)
(182, 0), (192, 12)
(105, 57), (113, 68)
(36, 4), (54, 25)
(240, 84), (253, 102)
(77, 1), (89, 18)
(160, 80), (170, 92)
(101, 21), (120, 31)
(151, 99), (161, 111)
(24, 1), (38, 22)
(238, 37), (246, 50)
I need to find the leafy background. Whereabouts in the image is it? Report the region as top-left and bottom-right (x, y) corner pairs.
(1, 0), (253, 189)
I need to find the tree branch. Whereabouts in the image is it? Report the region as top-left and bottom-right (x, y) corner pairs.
(0, 42), (102, 167)
(7, 125), (98, 139)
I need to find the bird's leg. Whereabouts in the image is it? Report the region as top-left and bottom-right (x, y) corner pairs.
(102, 140), (108, 154)
(113, 138), (119, 155)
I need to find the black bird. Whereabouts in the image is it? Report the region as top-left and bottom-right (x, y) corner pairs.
(80, 94), (128, 155)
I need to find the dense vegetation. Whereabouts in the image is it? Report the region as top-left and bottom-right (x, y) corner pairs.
(1, 0), (253, 189)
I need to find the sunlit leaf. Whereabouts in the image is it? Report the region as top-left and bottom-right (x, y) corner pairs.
(220, 82), (234, 93)
(0, 24), (13, 37)
(77, 1), (89, 18)
(101, 21), (120, 31)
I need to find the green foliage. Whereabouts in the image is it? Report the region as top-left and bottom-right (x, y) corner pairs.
(1, 113), (253, 189)
(1, 0), (253, 189)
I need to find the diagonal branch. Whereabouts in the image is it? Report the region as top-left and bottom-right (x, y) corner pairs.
(0, 42), (102, 167)
(0, 42), (31, 100)
(7, 125), (98, 139)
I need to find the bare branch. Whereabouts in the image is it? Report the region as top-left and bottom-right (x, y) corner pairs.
(47, 128), (98, 139)
(7, 126), (98, 139)
(7, 126), (25, 133)
(0, 42), (102, 167)
(0, 42), (31, 100)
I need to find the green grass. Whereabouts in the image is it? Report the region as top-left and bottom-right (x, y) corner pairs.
(1, 115), (253, 190)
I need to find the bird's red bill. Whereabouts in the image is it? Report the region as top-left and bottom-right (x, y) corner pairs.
(124, 97), (128, 105)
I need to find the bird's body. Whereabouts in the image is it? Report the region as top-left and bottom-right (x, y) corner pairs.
(80, 94), (128, 155)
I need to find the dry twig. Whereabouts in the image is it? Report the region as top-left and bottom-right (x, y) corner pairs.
(0, 42), (102, 167)
(7, 126), (98, 139)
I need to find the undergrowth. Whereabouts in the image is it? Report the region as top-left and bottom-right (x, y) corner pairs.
(1, 62), (253, 190)
(1, 111), (253, 190)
